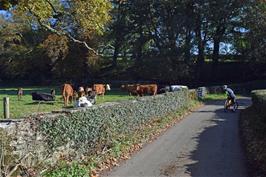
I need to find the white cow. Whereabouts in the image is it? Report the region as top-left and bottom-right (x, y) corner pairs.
(170, 85), (188, 91)
(76, 96), (92, 107)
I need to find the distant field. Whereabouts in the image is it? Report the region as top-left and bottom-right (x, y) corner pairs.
(0, 87), (133, 119)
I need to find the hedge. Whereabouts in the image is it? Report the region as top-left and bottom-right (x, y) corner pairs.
(251, 89), (266, 112)
(240, 89), (266, 177)
(38, 89), (189, 157)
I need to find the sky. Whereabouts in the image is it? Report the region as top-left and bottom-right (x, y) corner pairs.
(0, 10), (11, 19)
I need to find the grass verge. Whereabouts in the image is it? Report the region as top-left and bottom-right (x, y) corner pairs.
(43, 100), (202, 177)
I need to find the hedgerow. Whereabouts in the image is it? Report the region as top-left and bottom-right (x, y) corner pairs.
(38, 89), (189, 157)
(251, 89), (266, 112)
(241, 89), (266, 177)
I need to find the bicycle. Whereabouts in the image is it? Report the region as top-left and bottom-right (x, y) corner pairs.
(224, 99), (239, 112)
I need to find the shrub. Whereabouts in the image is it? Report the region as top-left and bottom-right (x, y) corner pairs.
(251, 89), (266, 112)
(240, 89), (266, 177)
(189, 89), (197, 100)
(43, 163), (89, 177)
(38, 89), (189, 157)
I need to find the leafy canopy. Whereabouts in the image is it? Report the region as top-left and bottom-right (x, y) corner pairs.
(1, 0), (111, 52)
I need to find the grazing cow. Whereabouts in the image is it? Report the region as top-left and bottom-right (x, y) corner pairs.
(78, 86), (85, 92)
(121, 84), (139, 96)
(85, 87), (92, 96)
(62, 83), (74, 106)
(87, 90), (97, 105)
(76, 86), (85, 98)
(93, 84), (111, 96)
(17, 87), (23, 101)
(136, 84), (158, 96)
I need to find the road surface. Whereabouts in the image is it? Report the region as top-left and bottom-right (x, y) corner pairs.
(103, 98), (251, 177)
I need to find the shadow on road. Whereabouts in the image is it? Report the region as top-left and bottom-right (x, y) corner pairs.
(182, 98), (251, 177)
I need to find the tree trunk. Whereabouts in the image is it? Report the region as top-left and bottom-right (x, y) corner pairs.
(195, 18), (206, 84)
(184, 29), (192, 63)
(212, 26), (225, 64)
(212, 36), (220, 65)
(135, 43), (143, 66)
(135, 27), (144, 66)
(195, 18), (205, 65)
(112, 41), (120, 68)
(197, 35), (205, 65)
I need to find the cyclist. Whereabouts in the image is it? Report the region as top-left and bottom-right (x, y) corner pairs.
(223, 85), (236, 108)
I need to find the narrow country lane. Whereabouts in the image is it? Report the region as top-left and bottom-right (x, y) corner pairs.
(103, 98), (251, 177)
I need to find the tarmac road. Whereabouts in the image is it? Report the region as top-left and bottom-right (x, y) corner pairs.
(103, 98), (251, 177)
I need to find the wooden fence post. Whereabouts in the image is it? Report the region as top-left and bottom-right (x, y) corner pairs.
(3, 97), (10, 119)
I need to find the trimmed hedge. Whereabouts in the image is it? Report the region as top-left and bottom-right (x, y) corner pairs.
(240, 89), (266, 177)
(251, 89), (266, 112)
(38, 89), (189, 156)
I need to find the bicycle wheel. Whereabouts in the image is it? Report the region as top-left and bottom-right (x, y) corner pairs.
(224, 100), (229, 112)
(232, 101), (239, 112)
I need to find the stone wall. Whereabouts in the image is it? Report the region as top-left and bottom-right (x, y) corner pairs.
(0, 89), (190, 175)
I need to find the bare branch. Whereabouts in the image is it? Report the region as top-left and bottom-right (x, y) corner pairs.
(44, 0), (58, 14)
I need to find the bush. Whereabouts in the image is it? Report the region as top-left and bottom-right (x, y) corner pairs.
(38, 89), (189, 157)
(240, 89), (266, 177)
(251, 89), (266, 112)
(189, 89), (197, 100)
(43, 163), (89, 177)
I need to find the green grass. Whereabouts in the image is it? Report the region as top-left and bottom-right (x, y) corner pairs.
(0, 87), (133, 119)
(203, 93), (243, 102)
(203, 93), (226, 101)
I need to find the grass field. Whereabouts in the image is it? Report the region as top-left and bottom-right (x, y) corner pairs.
(203, 93), (226, 101)
(0, 87), (133, 119)
(203, 93), (244, 102)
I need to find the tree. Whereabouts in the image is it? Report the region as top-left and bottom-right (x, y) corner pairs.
(105, 0), (130, 67)
(2, 0), (111, 54)
(207, 0), (246, 64)
(235, 1), (266, 62)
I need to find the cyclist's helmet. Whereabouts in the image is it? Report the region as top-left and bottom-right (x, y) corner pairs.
(223, 85), (228, 90)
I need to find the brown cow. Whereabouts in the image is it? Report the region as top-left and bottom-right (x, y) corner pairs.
(136, 84), (158, 96)
(62, 83), (74, 106)
(121, 84), (139, 96)
(93, 84), (111, 96)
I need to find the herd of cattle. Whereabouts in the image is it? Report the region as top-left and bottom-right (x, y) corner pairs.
(14, 83), (186, 107)
(62, 83), (111, 106)
(61, 83), (187, 107)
